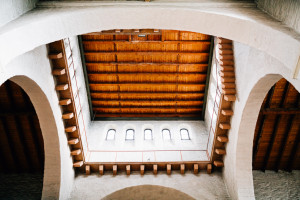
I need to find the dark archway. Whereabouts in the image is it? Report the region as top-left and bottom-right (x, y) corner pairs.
(0, 80), (44, 199)
(252, 78), (300, 199)
(252, 78), (300, 171)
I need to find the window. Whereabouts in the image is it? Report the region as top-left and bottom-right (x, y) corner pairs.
(106, 129), (116, 140)
(144, 129), (152, 140)
(180, 129), (190, 140)
(162, 129), (171, 140)
(125, 129), (135, 140)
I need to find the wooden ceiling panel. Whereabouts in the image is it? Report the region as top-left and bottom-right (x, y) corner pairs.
(80, 29), (212, 119)
(253, 78), (300, 171)
(0, 80), (44, 173)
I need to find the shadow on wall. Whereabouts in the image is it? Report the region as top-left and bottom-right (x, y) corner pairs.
(0, 80), (44, 199)
(102, 185), (195, 200)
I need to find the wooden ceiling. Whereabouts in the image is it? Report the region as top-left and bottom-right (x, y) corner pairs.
(253, 78), (300, 171)
(80, 29), (212, 120)
(0, 80), (44, 173)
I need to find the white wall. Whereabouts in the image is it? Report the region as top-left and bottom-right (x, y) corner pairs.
(223, 41), (300, 200)
(256, 0), (300, 34)
(0, 1), (300, 200)
(0, 45), (75, 200)
(0, 0), (38, 27)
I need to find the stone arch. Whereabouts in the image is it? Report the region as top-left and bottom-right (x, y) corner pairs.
(233, 74), (299, 199)
(0, 75), (61, 199)
(102, 185), (195, 200)
(0, 4), (299, 73)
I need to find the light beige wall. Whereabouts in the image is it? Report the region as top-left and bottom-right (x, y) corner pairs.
(0, 45), (75, 200)
(256, 0), (300, 34)
(0, 0), (38, 27)
(1, 1), (300, 199)
(223, 41), (300, 200)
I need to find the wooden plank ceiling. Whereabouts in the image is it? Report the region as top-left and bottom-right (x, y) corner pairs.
(253, 78), (300, 171)
(0, 80), (44, 173)
(80, 29), (212, 119)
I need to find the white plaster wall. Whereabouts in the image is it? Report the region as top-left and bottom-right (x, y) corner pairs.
(0, 0), (38, 27)
(0, 46), (75, 200)
(0, 1), (300, 200)
(256, 0), (300, 34)
(0, 1), (299, 78)
(223, 41), (300, 200)
(253, 170), (300, 199)
(70, 172), (230, 200)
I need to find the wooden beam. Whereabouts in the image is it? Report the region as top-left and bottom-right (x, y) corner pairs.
(140, 165), (145, 175)
(62, 112), (74, 119)
(219, 50), (233, 55)
(207, 164), (212, 174)
(0, 118), (18, 172)
(59, 99), (72, 106)
(153, 164), (158, 175)
(220, 66), (234, 71)
(218, 44), (232, 50)
(52, 68), (66, 76)
(287, 127), (300, 172)
(219, 123), (231, 130)
(167, 164), (171, 175)
(71, 149), (81, 156)
(219, 60), (234, 66)
(213, 161), (224, 167)
(99, 165), (104, 175)
(224, 95), (236, 102)
(262, 115), (280, 172)
(219, 55), (233, 60)
(217, 136), (228, 143)
(221, 110), (233, 116)
(222, 89), (236, 95)
(65, 126), (77, 133)
(55, 84), (68, 91)
(253, 86), (275, 164)
(220, 71), (235, 77)
(275, 115), (294, 171)
(27, 115), (44, 171)
(86, 165), (90, 175)
(217, 38), (232, 44)
(215, 149), (226, 155)
(84, 52), (209, 57)
(194, 164), (199, 174)
(262, 108), (300, 115)
(68, 138), (79, 145)
(113, 165), (117, 175)
(222, 83), (235, 89)
(48, 52), (63, 59)
(180, 164), (185, 174)
(126, 165), (130, 175)
(221, 77), (235, 83)
(73, 161), (83, 167)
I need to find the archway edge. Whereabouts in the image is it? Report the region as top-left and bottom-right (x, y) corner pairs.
(2, 75), (62, 199)
(0, 3), (299, 73)
(233, 74), (300, 199)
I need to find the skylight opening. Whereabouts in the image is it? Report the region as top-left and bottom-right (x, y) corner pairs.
(162, 129), (171, 140)
(180, 128), (190, 140)
(125, 129), (135, 140)
(106, 129), (116, 140)
(144, 129), (153, 140)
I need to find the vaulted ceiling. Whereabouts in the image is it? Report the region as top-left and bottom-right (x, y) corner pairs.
(80, 29), (212, 120)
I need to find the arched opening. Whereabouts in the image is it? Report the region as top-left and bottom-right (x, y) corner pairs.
(0, 80), (44, 199)
(102, 185), (195, 200)
(252, 78), (300, 199)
